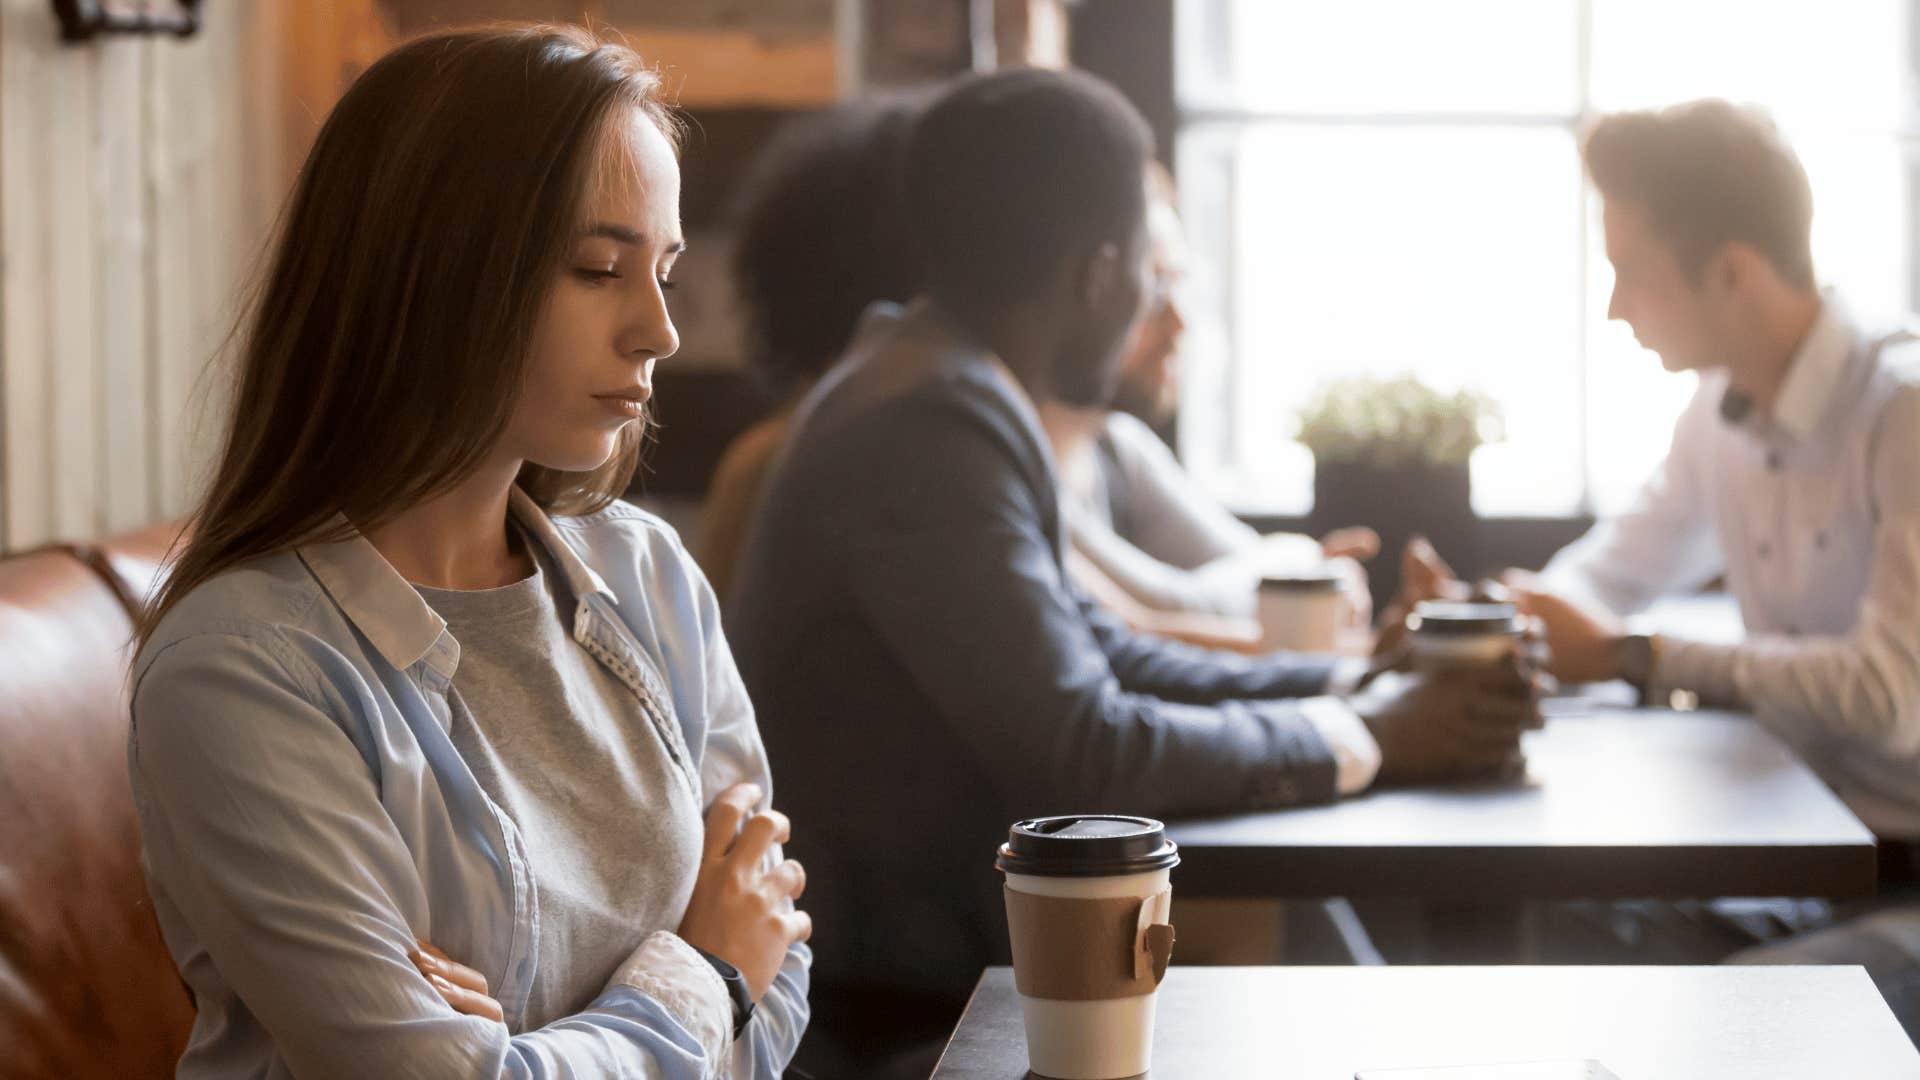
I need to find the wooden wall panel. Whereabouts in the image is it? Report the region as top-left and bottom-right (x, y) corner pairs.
(0, 1), (899, 551)
(145, 3), (268, 524)
(95, 38), (149, 532)
(143, 27), (202, 529)
(0, 0), (57, 548)
(0, 1), (282, 551)
(44, 27), (98, 542)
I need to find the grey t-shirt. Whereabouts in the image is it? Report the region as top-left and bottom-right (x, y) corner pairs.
(416, 532), (704, 1031)
(1060, 413), (1265, 616)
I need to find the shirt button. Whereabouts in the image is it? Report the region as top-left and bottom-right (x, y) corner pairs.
(1757, 542), (1772, 560)
(1785, 625), (1800, 636)
(1815, 531), (1828, 550)
(1766, 450), (1784, 471)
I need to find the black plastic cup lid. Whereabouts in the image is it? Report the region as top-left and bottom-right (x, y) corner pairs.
(1259, 569), (1343, 592)
(995, 815), (1180, 877)
(1407, 600), (1521, 637)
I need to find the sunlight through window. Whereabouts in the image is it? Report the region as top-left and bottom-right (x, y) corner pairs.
(1174, 0), (1913, 517)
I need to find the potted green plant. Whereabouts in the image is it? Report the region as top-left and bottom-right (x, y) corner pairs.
(1296, 375), (1503, 608)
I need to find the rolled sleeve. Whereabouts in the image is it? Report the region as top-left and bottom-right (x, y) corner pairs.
(607, 932), (732, 1065)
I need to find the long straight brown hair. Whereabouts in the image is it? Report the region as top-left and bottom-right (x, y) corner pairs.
(140, 24), (678, 647)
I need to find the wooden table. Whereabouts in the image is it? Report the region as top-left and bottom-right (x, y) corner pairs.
(932, 966), (1920, 1079)
(1167, 708), (1876, 901)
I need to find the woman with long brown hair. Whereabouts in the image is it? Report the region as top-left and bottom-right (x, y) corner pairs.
(129, 24), (809, 1076)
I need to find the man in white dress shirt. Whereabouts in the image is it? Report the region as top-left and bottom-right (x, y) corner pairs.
(1495, 99), (1920, 1035)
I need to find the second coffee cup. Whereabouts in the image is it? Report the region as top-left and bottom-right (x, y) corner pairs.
(1257, 567), (1348, 653)
(997, 815), (1179, 1080)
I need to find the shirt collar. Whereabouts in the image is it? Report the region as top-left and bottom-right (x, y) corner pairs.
(507, 486), (616, 608)
(1766, 288), (1855, 442)
(296, 486), (613, 676)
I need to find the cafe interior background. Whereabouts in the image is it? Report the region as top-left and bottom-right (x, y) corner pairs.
(3, 0), (1918, 1074)
(9, 0), (1912, 581)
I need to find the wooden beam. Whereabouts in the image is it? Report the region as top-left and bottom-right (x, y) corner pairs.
(625, 27), (839, 107)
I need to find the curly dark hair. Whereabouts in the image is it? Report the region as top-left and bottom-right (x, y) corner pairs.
(904, 68), (1152, 325)
(729, 93), (931, 397)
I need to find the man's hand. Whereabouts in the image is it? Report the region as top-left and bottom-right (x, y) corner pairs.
(677, 782), (812, 1002)
(411, 939), (504, 1024)
(1352, 659), (1542, 785)
(1326, 555), (1374, 631)
(1503, 571), (1626, 684)
(1318, 528), (1380, 632)
(1373, 536), (1470, 656)
(1319, 526), (1381, 562)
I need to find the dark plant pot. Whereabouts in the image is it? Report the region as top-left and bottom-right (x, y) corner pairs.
(1309, 459), (1479, 615)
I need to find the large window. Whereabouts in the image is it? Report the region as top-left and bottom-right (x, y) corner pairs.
(1173, 0), (1917, 517)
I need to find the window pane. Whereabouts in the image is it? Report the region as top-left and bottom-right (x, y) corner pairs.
(1591, 0), (1910, 125)
(1175, 1), (1915, 521)
(1171, 127), (1244, 503)
(1178, 0), (1580, 115)
(1178, 124), (1584, 516)
(1797, 133), (1911, 317)
(1581, 232), (1696, 516)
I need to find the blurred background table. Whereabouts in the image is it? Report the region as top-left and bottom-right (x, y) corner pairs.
(1167, 708), (1876, 902)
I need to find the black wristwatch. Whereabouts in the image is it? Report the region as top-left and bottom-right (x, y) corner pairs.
(693, 946), (754, 1039)
(1614, 632), (1661, 705)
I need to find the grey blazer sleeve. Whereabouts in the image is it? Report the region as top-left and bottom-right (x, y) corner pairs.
(835, 383), (1337, 817)
(1079, 593), (1339, 703)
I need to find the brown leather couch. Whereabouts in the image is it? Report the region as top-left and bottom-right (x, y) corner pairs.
(0, 524), (195, 1079)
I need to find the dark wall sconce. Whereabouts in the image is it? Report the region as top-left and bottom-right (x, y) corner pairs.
(53, 0), (203, 43)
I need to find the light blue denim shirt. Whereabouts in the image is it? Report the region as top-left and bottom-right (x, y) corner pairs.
(128, 488), (808, 1078)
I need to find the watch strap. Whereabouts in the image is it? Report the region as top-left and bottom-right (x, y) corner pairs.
(692, 945), (754, 1039)
(1615, 632), (1661, 705)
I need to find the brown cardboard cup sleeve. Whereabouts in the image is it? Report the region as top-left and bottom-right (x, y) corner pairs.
(1005, 886), (1176, 1001)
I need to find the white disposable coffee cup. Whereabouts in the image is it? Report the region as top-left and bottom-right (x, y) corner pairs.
(997, 816), (1179, 1080)
(1258, 568), (1347, 653)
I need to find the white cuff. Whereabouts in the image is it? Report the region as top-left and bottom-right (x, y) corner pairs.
(608, 931), (733, 1071)
(1297, 696), (1383, 795)
(1652, 636), (1746, 710)
(1323, 657), (1370, 696)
